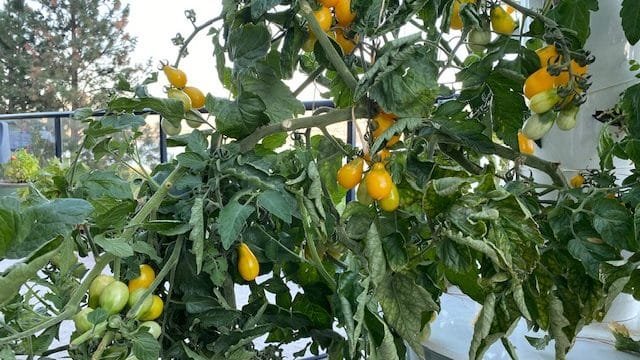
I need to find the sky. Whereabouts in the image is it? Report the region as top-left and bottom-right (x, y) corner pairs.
(127, 1), (227, 97)
(126, 0), (324, 102)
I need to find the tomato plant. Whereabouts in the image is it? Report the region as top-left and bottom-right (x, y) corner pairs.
(4, 1), (640, 360)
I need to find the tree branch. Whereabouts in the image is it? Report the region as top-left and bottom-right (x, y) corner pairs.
(237, 105), (369, 153)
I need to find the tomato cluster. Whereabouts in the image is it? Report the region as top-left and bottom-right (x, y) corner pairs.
(336, 111), (403, 212)
(71, 265), (164, 356)
(519, 44), (589, 143)
(159, 61), (207, 135)
(304, 0), (358, 56)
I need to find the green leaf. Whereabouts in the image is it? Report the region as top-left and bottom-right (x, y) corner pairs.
(548, 292), (571, 359)
(0, 348), (15, 360)
(131, 331), (161, 360)
(431, 177), (469, 196)
(190, 197), (205, 274)
(218, 201), (255, 250)
(486, 69), (527, 149)
(132, 242), (162, 263)
(623, 84), (640, 139)
(256, 190), (294, 223)
(4, 198), (93, 259)
(176, 152), (207, 171)
(208, 96), (257, 139)
(598, 126), (616, 170)
(374, 322), (401, 360)
(260, 132), (287, 150)
(239, 70), (305, 124)
(0, 238), (63, 307)
(250, 0), (281, 19)
(79, 171), (132, 200)
(182, 343), (211, 360)
(469, 293), (495, 360)
(375, 273), (439, 355)
(229, 23), (271, 68)
(365, 222), (387, 287)
(592, 198), (636, 251)
(93, 235), (133, 258)
(363, 45), (439, 117)
(291, 294), (332, 328)
(621, 0), (640, 45)
(547, 0), (598, 46)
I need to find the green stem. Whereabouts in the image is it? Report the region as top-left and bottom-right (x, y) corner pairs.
(499, 0), (558, 28)
(90, 330), (114, 360)
(122, 165), (186, 240)
(298, 0), (358, 90)
(490, 144), (567, 187)
(126, 238), (183, 319)
(297, 193), (337, 291)
(293, 66), (325, 97)
(174, 16), (222, 67)
(0, 254), (114, 346)
(237, 106), (368, 153)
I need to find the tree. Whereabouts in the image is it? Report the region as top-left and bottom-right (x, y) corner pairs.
(0, 0), (147, 113)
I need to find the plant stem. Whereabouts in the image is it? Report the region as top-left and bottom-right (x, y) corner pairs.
(237, 106), (369, 153)
(298, 0), (358, 90)
(293, 66), (325, 97)
(122, 165), (186, 240)
(90, 331), (114, 360)
(499, 0), (558, 28)
(174, 16), (222, 67)
(491, 144), (567, 187)
(0, 254), (114, 346)
(41, 345), (69, 356)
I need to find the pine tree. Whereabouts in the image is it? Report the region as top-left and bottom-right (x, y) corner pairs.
(0, 0), (148, 113)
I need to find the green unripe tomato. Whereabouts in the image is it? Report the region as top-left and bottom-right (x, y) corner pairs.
(161, 118), (181, 136)
(73, 308), (94, 333)
(139, 321), (162, 339)
(128, 289), (153, 319)
(167, 88), (192, 112)
(99, 281), (129, 314)
(88, 274), (115, 308)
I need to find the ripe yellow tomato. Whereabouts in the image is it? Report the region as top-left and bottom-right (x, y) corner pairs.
(238, 243), (260, 281)
(182, 86), (205, 109)
(378, 183), (400, 212)
(140, 295), (164, 321)
(490, 6), (517, 35)
(449, 0), (476, 30)
(335, 0), (356, 26)
(313, 6), (333, 32)
(319, 0), (339, 7)
(337, 157), (364, 189)
(570, 174), (585, 188)
(517, 131), (534, 155)
(333, 28), (358, 55)
(162, 64), (187, 89)
(128, 264), (155, 293)
(372, 112), (400, 147)
(536, 45), (559, 67)
(523, 67), (555, 99)
(365, 163), (393, 200)
(302, 33), (316, 52)
(449, 0), (463, 30)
